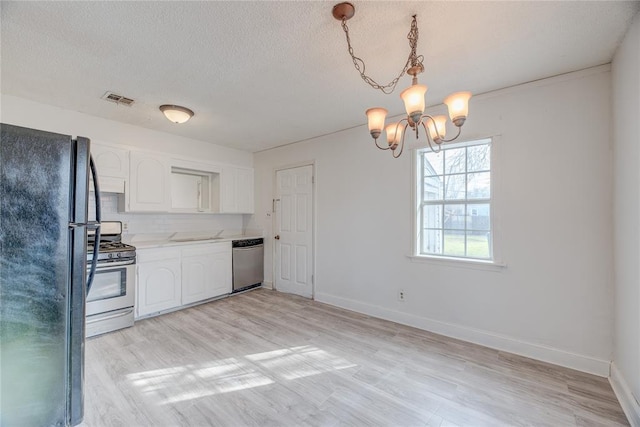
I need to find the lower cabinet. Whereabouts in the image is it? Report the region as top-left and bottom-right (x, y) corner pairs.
(182, 244), (232, 305)
(136, 242), (232, 319)
(136, 248), (182, 318)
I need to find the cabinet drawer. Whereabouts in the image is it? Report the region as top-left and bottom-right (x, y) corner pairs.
(181, 242), (231, 257)
(137, 248), (180, 263)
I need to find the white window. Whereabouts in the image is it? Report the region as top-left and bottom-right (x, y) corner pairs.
(416, 138), (493, 261)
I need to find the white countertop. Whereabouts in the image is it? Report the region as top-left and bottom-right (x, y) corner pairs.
(125, 232), (263, 249)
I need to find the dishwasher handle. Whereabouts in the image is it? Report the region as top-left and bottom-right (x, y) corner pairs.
(233, 244), (264, 252)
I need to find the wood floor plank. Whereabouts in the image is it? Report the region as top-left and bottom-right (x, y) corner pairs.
(80, 289), (629, 426)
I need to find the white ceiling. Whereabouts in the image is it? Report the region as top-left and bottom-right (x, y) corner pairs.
(1, 1), (638, 153)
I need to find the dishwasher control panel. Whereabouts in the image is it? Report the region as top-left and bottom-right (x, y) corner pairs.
(232, 238), (263, 248)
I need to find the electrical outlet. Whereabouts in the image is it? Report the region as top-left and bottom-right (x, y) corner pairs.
(398, 289), (405, 302)
(122, 221), (129, 231)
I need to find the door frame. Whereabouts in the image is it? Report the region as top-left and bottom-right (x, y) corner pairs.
(272, 160), (316, 299)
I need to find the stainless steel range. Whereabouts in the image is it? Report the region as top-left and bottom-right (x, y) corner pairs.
(86, 221), (136, 337)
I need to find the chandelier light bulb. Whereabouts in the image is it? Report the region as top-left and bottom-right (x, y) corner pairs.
(426, 115), (448, 142)
(385, 123), (404, 149)
(366, 107), (388, 139)
(400, 84), (428, 124)
(443, 92), (472, 126)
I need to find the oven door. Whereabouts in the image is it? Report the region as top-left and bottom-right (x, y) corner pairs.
(86, 260), (135, 317)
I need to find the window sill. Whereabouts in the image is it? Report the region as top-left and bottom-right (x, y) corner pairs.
(407, 254), (506, 272)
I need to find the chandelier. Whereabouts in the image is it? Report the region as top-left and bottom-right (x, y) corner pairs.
(332, 2), (472, 158)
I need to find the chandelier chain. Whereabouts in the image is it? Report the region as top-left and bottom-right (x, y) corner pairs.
(340, 15), (424, 95)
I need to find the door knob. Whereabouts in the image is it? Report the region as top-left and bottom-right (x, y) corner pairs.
(274, 235), (280, 240)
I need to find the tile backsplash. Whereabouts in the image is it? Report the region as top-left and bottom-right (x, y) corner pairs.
(90, 193), (244, 235)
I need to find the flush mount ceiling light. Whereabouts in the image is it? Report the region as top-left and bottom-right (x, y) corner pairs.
(332, 2), (471, 158)
(159, 105), (194, 124)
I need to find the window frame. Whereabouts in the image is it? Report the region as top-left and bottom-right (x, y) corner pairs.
(410, 136), (505, 270)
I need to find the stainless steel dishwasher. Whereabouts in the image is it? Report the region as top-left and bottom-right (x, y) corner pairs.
(232, 238), (264, 293)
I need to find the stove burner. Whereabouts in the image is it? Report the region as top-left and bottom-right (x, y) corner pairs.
(95, 242), (136, 252)
(87, 230), (136, 263)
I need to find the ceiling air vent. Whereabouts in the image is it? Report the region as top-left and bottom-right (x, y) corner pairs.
(102, 92), (135, 106)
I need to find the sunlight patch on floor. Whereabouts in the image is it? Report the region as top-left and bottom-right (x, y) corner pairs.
(126, 357), (274, 405)
(245, 345), (357, 380)
(125, 346), (357, 405)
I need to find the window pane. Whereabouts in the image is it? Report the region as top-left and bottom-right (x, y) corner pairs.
(444, 204), (465, 230)
(422, 229), (442, 254)
(423, 204), (442, 229)
(445, 174), (465, 200)
(424, 176), (443, 200)
(467, 144), (490, 172)
(467, 204), (490, 231)
(417, 139), (493, 262)
(466, 231), (491, 259)
(443, 231), (465, 257)
(424, 151), (443, 176)
(444, 148), (466, 174)
(467, 172), (490, 199)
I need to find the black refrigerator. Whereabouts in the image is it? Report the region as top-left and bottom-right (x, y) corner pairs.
(0, 123), (100, 426)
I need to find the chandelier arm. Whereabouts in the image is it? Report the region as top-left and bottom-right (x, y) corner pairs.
(420, 119), (442, 154)
(439, 126), (463, 143)
(373, 137), (391, 151)
(340, 16), (422, 94)
(392, 123), (410, 158)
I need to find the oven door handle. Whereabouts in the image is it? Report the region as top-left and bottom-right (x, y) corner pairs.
(87, 155), (101, 293)
(91, 259), (136, 268)
(86, 308), (134, 324)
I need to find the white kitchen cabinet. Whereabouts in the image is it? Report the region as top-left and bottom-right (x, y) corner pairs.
(221, 166), (254, 214)
(128, 151), (171, 212)
(209, 244), (232, 297)
(136, 248), (181, 318)
(90, 142), (129, 193)
(91, 142), (129, 179)
(136, 243), (232, 318)
(181, 243), (232, 305)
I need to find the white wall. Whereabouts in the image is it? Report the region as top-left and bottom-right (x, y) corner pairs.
(611, 11), (640, 426)
(1, 95), (252, 166)
(1, 95), (253, 235)
(250, 66), (614, 376)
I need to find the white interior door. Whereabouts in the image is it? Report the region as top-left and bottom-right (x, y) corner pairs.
(275, 165), (313, 298)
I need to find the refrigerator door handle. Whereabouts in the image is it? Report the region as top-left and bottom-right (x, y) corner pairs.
(87, 155), (101, 293)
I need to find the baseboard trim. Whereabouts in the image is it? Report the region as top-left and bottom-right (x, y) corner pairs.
(610, 362), (640, 427)
(262, 280), (274, 290)
(315, 291), (611, 377)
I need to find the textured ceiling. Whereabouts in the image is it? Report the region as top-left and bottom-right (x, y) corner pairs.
(1, 1), (638, 152)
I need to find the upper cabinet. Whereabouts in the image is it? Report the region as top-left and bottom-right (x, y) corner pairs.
(90, 142), (129, 193)
(221, 166), (254, 214)
(99, 145), (253, 215)
(128, 151), (171, 212)
(91, 142), (129, 179)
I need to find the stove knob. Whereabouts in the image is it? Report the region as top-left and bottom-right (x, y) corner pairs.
(108, 253), (113, 259)
(116, 253), (121, 258)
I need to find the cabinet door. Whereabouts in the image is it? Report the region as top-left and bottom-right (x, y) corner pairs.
(221, 166), (238, 213)
(91, 142), (129, 179)
(221, 166), (254, 214)
(137, 256), (181, 318)
(182, 252), (215, 305)
(210, 249), (232, 297)
(237, 168), (254, 214)
(129, 151), (170, 212)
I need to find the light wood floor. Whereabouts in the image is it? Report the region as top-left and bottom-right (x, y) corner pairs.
(81, 288), (629, 427)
